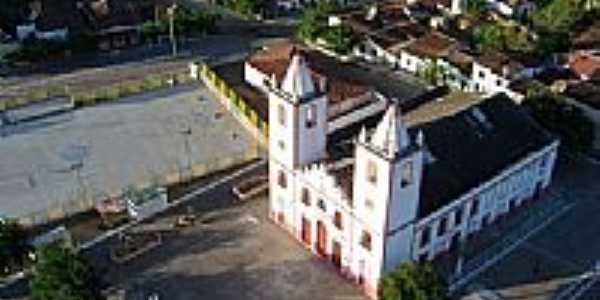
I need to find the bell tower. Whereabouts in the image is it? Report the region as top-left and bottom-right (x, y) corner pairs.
(267, 52), (328, 169)
(267, 51), (328, 226)
(351, 104), (425, 289)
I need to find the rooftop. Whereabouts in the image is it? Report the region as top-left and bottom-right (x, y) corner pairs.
(564, 82), (600, 110)
(574, 21), (600, 50)
(569, 51), (600, 80)
(404, 31), (456, 59)
(328, 93), (556, 218)
(247, 43), (370, 106)
(476, 50), (524, 77)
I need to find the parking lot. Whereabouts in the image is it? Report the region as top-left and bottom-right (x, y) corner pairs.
(462, 157), (600, 300)
(82, 164), (367, 300)
(0, 84), (252, 219)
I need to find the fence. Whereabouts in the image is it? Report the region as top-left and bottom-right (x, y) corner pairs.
(17, 147), (259, 227)
(195, 62), (269, 146)
(0, 70), (194, 113)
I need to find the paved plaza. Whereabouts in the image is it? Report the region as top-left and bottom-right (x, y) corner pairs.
(82, 164), (367, 300)
(0, 85), (252, 219)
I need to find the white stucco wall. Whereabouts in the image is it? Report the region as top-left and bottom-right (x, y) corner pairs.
(412, 141), (559, 260)
(244, 62), (270, 92)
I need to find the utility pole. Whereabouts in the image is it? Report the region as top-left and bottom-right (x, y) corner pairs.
(168, 3), (178, 57)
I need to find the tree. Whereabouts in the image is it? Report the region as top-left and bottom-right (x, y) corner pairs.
(466, 0), (488, 17)
(417, 62), (444, 86)
(523, 87), (595, 153)
(227, 0), (264, 16)
(0, 220), (32, 275)
(297, 0), (340, 41)
(533, 0), (584, 33)
(379, 262), (449, 300)
(321, 25), (356, 54)
(30, 245), (101, 300)
(472, 23), (505, 51)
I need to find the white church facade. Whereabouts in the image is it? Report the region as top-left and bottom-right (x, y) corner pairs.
(266, 52), (559, 298)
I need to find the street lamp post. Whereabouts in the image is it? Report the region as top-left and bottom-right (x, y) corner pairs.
(167, 3), (178, 57)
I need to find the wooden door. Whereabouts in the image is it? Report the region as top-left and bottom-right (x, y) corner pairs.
(332, 241), (342, 268)
(316, 221), (327, 256)
(301, 217), (311, 245)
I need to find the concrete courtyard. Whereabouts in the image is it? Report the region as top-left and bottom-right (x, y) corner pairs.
(82, 164), (367, 300)
(0, 84), (252, 219)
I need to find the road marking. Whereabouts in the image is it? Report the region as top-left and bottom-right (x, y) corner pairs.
(553, 274), (600, 300)
(522, 242), (583, 271)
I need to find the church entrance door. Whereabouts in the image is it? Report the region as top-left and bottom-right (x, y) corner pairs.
(332, 241), (342, 269)
(317, 221), (327, 256)
(301, 217), (311, 246)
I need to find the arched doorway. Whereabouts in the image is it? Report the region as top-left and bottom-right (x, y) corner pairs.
(301, 217), (311, 246)
(332, 241), (342, 269)
(316, 221), (327, 256)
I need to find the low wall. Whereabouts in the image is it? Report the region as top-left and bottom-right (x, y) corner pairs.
(17, 148), (259, 227)
(195, 62), (269, 146)
(0, 70), (193, 113)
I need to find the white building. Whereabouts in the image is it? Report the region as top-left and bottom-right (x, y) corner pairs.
(267, 51), (559, 298)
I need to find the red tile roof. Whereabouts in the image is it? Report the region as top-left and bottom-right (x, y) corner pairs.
(569, 51), (600, 80)
(405, 32), (456, 59)
(247, 43), (370, 105)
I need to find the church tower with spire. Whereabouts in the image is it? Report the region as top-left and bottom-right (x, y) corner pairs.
(267, 51), (328, 226)
(351, 104), (425, 292)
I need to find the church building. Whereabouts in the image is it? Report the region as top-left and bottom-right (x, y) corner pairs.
(266, 52), (559, 298)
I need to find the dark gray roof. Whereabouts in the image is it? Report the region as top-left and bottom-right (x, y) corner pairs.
(329, 93), (557, 218)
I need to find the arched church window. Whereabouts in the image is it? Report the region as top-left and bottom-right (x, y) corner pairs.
(278, 171), (287, 189)
(401, 161), (413, 187)
(302, 188), (311, 206)
(305, 104), (317, 128)
(361, 231), (372, 251)
(278, 104), (286, 127)
(367, 160), (377, 184)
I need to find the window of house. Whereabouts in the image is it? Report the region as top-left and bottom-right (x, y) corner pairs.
(278, 104), (286, 127)
(496, 79), (503, 87)
(470, 199), (479, 217)
(301, 187), (311, 206)
(278, 140), (285, 150)
(334, 211), (343, 230)
(278, 171), (287, 189)
(455, 207), (463, 226)
(437, 218), (447, 236)
(365, 198), (374, 210)
(318, 199), (326, 212)
(479, 71), (485, 78)
(263, 78), (271, 88)
(306, 104), (317, 128)
(401, 161), (413, 187)
(540, 154), (548, 169)
(367, 160), (377, 184)
(420, 226), (430, 247)
(361, 231), (372, 251)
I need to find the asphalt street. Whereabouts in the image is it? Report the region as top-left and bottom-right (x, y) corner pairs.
(462, 157), (600, 300)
